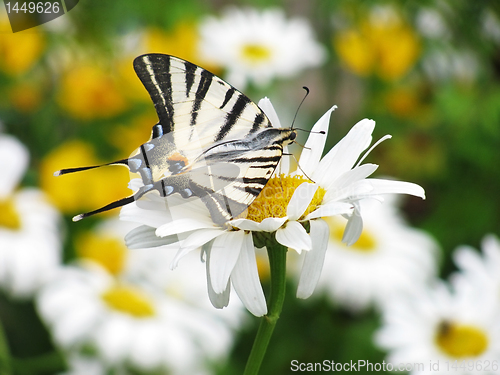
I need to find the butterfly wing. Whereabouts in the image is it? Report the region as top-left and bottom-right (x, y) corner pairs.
(57, 54), (296, 223)
(131, 54), (296, 223)
(133, 54), (272, 144)
(182, 128), (295, 223)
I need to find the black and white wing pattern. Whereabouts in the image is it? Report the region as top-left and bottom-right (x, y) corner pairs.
(55, 54), (296, 224)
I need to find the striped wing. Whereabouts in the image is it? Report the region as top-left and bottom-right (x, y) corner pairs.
(133, 54), (272, 146)
(131, 54), (294, 224)
(183, 128), (293, 223)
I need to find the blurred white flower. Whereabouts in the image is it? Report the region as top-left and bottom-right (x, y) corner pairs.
(422, 47), (479, 83)
(0, 135), (29, 198)
(76, 218), (244, 324)
(452, 234), (500, 310)
(311, 197), (438, 312)
(483, 9), (500, 44)
(59, 353), (107, 375)
(375, 279), (500, 375)
(37, 265), (237, 374)
(415, 8), (449, 39)
(0, 135), (61, 298)
(198, 7), (326, 89)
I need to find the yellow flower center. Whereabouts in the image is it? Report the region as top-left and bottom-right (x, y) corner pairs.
(245, 174), (325, 223)
(241, 44), (272, 65)
(325, 217), (377, 252)
(101, 285), (156, 318)
(76, 233), (127, 275)
(435, 321), (489, 358)
(0, 198), (21, 230)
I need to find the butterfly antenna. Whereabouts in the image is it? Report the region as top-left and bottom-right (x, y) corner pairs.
(290, 87), (310, 130)
(53, 159), (129, 177)
(290, 87), (326, 136)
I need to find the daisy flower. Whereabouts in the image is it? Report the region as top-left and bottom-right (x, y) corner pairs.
(375, 279), (500, 375)
(198, 7), (326, 89)
(310, 197), (439, 312)
(37, 265), (237, 374)
(232, 98), (426, 300)
(122, 98), (425, 317)
(0, 134), (61, 298)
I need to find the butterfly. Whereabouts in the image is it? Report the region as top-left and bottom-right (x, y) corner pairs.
(55, 54), (297, 224)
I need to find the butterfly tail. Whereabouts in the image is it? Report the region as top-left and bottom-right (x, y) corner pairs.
(71, 183), (154, 222)
(72, 195), (136, 222)
(53, 159), (129, 176)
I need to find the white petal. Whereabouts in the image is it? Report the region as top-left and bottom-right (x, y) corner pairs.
(324, 163), (378, 192)
(296, 219), (329, 299)
(209, 231), (245, 294)
(342, 207), (363, 246)
(125, 225), (180, 249)
(120, 200), (172, 229)
(305, 201), (353, 220)
(313, 119), (375, 186)
(364, 179), (426, 199)
(258, 97), (281, 129)
(258, 97), (291, 175)
(94, 316), (132, 363)
(0, 135), (29, 198)
(229, 217), (287, 232)
(298, 105), (336, 177)
(231, 234), (267, 316)
(170, 229), (223, 268)
(156, 218), (214, 237)
(275, 221), (311, 253)
(287, 182), (318, 220)
(206, 247), (231, 309)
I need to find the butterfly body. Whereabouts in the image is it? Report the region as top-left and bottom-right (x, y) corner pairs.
(55, 54), (296, 223)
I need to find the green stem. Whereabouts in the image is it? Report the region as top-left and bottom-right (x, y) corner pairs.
(243, 237), (287, 375)
(0, 319), (12, 375)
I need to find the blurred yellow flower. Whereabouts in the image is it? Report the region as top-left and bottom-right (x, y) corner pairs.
(57, 64), (127, 120)
(384, 86), (421, 118)
(117, 22), (220, 104)
(379, 133), (445, 179)
(147, 23), (221, 70)
(9, 81), (43, 112)
(109, 112), (158, 154)
(334, 10), (420, 80)
(145, 23), (220, 73)
(40, 141), (131, 215)
(146, 23), (198, 62)
(117, 58), (151, 103)
(0, 18), (45, 75)
(76, 231), (127, 275)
